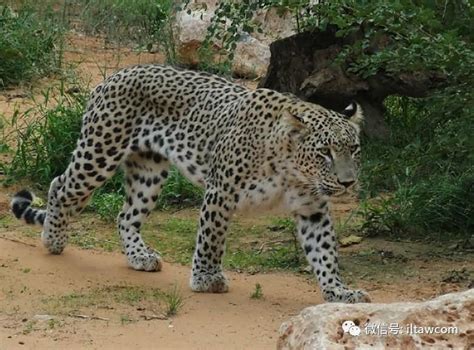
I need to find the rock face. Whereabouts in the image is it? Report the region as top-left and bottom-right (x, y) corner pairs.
(278, 289), (474, 350)
(174, 2), (295, 78)
(232, 34), (270, 78)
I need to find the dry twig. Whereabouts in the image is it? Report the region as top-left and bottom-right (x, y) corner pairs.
(0, 235), (37, 247)
(68, 313), (109, 321)
(140, 314), (168, 321)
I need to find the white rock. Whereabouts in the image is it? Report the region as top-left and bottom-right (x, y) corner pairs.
(232, 34), (270, 78)
(278, 289), (474, 350)
(174, 3), (217, 65)
(252, 7), (295, 45)
(174, 1), (296, 78)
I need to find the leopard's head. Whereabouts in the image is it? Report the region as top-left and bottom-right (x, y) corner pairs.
(279, 101), (363, 197)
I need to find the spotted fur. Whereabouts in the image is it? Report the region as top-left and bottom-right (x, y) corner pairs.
(11, 64), (369, 303)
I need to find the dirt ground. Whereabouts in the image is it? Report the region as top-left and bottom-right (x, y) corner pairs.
(0, 35), (473, 350)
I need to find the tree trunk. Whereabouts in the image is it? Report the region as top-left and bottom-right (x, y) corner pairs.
(259, 28), (445, 139)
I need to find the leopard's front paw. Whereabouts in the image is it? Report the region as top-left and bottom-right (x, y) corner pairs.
(127, 248), (162, 272)
(190, 271), (229, 293)
(323, 287), (371, 303)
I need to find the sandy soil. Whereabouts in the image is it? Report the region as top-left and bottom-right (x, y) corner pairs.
(0, 236), (319, 350)
(0, 216), (472, 350)
(0, 35), (473, 350)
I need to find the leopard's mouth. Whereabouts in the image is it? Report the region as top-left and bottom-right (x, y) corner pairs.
(318, 184), (347, 197)
(331, 189), (349, 197)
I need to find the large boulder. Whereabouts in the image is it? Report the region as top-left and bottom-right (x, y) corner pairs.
(278, 289), (474, 349)
(174, 2), (217, 66)
(174, 2), (295, 78)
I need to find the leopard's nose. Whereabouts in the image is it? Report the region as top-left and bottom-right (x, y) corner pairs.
(338, 180), (355, 188)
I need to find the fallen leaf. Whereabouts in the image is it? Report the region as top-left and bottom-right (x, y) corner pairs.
(32, 196), (45, 207)
(339, 234), (363, 247)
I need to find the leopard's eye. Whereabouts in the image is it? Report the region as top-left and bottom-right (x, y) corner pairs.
(319, 147), (332, 158)
(350, 145), (359, 154)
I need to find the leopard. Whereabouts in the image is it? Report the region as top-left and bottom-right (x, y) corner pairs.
(11, 64), (370, 303)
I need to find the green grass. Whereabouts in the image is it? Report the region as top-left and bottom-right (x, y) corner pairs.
(359, 174), (474, 237)
(196, 43), (233, 77)
(44, 285), (149, 309)
(161, 284), (184, 317)
(120, 314), (133, 325)
(88, 167), (203, 223)
(43, 285), (162, 312)
(225, 218), (304, 272)
(68, 216), (120, 252)
(90, 192), (125, 222)
(144, 217), (196, 265)
(65, 0), (182, 63)
(42, 284), (182, 316)
(144, 216), (305, 272)
(0, 3), (65, 88)
(157, 168), (204, 209)
(359, 90), (474, 238)
(22, 320), (36, 335)
(250, 283), (263, 299)
(1, 85), (86, 190)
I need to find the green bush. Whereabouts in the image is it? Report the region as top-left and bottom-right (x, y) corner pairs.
(3, 88), (85, 189)
(360, 87), (474, 237)
(360, 172), (474, 236)
(0, 4), (64, 88)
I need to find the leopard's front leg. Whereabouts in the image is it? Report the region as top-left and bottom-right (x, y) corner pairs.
(190, 188), (233, 293)
(296, 201), (370, 303)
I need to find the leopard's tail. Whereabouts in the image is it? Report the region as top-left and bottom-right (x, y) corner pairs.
(10, 190), (46, 226)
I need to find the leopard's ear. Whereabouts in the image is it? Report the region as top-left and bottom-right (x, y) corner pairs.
(281, 108), (305, 131)
(342, 101), (364, 130)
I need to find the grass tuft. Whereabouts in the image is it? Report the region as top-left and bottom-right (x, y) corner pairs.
(90, 192), (124, 222)
(250, 283), (263, 299)
(0, 3), (65, 88)
(162, 284), (184, 317)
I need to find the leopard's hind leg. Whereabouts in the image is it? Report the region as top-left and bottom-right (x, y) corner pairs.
(12, 83), (131, 254)
(117, 151), (170, 271)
